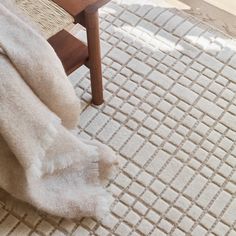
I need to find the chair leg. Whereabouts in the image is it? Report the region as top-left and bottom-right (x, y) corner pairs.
(84, 7), (104, 105)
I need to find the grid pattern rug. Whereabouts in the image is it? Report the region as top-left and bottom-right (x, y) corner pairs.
(1, 0), (236, 235)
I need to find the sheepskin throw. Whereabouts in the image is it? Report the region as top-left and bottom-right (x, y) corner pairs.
(0, 0), (117, 219)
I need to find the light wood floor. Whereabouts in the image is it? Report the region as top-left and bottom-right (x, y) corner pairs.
(154, 0), (236, 37)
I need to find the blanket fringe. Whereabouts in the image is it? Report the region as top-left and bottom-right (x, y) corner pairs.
(41, 146), (99, 176)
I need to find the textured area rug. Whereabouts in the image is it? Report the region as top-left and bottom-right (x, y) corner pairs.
(1, 0), (236, 235)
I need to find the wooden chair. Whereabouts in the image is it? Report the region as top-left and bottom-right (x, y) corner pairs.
(16, 0), (110, 105)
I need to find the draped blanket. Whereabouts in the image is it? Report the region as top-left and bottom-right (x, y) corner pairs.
(0, 0), (117, 219)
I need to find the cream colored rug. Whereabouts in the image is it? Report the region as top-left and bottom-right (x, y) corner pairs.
(1, 0), (236, 235)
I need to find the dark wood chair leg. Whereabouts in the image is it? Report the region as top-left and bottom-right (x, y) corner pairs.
(84, 7), (104, 105)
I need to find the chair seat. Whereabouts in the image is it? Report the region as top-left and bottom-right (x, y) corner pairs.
(15, 0), (74, 38)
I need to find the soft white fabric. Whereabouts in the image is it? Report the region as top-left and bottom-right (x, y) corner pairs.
(0, 0), (117, 219)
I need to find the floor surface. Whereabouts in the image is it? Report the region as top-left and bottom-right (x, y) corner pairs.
(154, 0), (236, 37)
(1, 0), (236, 235)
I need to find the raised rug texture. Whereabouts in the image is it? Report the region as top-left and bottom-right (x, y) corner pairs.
(1, 0), (236, 235)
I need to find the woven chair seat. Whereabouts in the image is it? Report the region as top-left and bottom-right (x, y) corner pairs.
(15, 0), (74, 39)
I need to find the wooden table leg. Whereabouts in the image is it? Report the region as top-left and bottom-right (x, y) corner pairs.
(84, 7), (104, 105)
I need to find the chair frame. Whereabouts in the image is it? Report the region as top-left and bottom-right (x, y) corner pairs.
(48, 0), (110, 105)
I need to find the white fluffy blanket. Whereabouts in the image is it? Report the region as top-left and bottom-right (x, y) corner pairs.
(0, 1), (117, 219)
